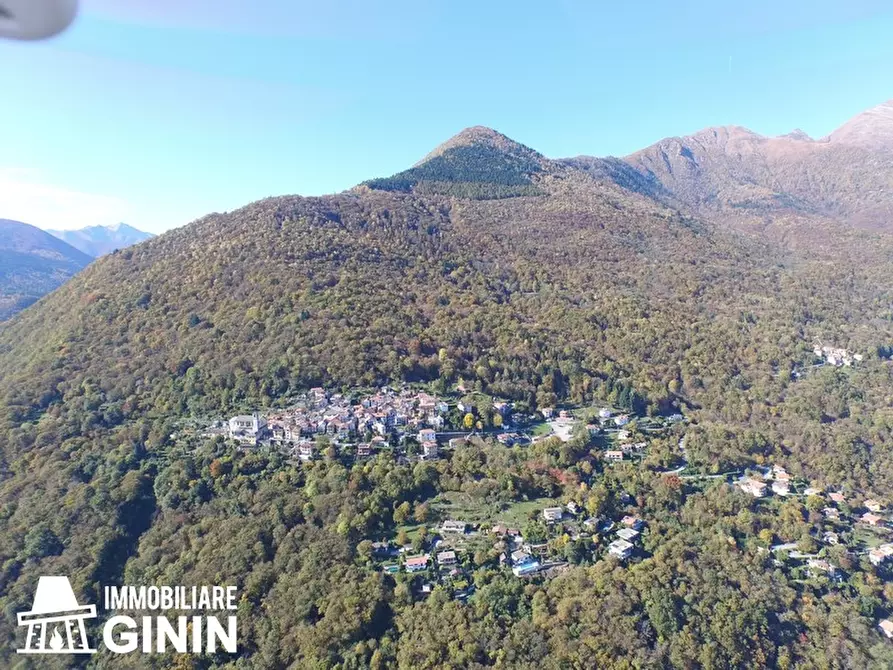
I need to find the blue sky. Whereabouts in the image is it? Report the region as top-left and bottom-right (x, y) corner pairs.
(1, 0), (892, 233)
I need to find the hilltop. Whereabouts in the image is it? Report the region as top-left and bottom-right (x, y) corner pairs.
(362, 126), (548, 199)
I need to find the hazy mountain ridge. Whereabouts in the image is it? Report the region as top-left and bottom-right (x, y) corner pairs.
(47, 222), (155, 258)
(0, 219), (91, 321)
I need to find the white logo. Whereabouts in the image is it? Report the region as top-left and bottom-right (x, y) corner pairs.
(17, 577), (239, 655)
(17, 576), (97, 654)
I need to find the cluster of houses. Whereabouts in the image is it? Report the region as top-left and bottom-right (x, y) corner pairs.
(813, 343), (863, 368)
(223, 392), (671, 470)
(494, 521), (543, 577)
(382, 549), (462, 575)
(508, 504), (647, 572)
(738, 464), (796, 498)
(226, 387), (451, 459)
(376, 500), (653, 583)
(737, 465), (893, 531)
(603, 436), (648, 463)
(607, 515), (645, 560)
(537, 407), (638, 446)
(601, 411), (650, 462)
(742, 467), (893, 591)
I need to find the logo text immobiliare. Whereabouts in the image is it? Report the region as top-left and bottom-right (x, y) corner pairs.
(17, 576), (238, 655)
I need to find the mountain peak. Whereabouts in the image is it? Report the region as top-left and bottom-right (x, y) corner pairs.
(363, 126), (546, 199)
(418, 126), (542, 165)
(779, 128), (813, 141)
(827, 99), (893, 148)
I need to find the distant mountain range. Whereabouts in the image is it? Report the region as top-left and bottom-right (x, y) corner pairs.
(364, 99), (893, 236)
(595, 99), (893, 233)
(47, 222), (155, 258)
(0, 219), (92, 321)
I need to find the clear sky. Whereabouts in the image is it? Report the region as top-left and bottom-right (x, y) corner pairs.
(1, 0), (892, 233)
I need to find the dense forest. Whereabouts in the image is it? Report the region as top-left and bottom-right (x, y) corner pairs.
(2, 129), (893, 667)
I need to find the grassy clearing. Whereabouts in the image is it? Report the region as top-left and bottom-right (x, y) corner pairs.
(531, 422), (553, 437)
(494, 497), (562, 528)
(429, 492), (560, 529)
(853, 525), (892, 550)
(394, 523), (425, 541)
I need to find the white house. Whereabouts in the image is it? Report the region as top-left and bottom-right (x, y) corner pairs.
(441, 520), (467, 534)
(228, 413), (267, 441)
(870, 544), (893, 566)
(542, 507), (564, 523)
(437, 550), (458, 565)
(405, 555), (429, 572)
(511, 551), (540, 577)
(608, 539), (634, 559)
(296, 442), (314, 462)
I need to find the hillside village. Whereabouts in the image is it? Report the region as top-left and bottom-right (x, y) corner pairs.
(203, 381), (893, 637)
(214, 385), (673, 465)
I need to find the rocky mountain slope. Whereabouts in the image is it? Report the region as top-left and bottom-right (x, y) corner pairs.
(606, 100), (893, 231)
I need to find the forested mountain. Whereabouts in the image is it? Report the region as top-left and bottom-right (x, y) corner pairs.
(3, 115), (893, 667)
(47, 222), (155, 258)
(363, 126), (547, 199)
(0, 219), (92, 321)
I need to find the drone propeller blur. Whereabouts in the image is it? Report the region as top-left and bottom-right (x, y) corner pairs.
(0, 0), (78, 40)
